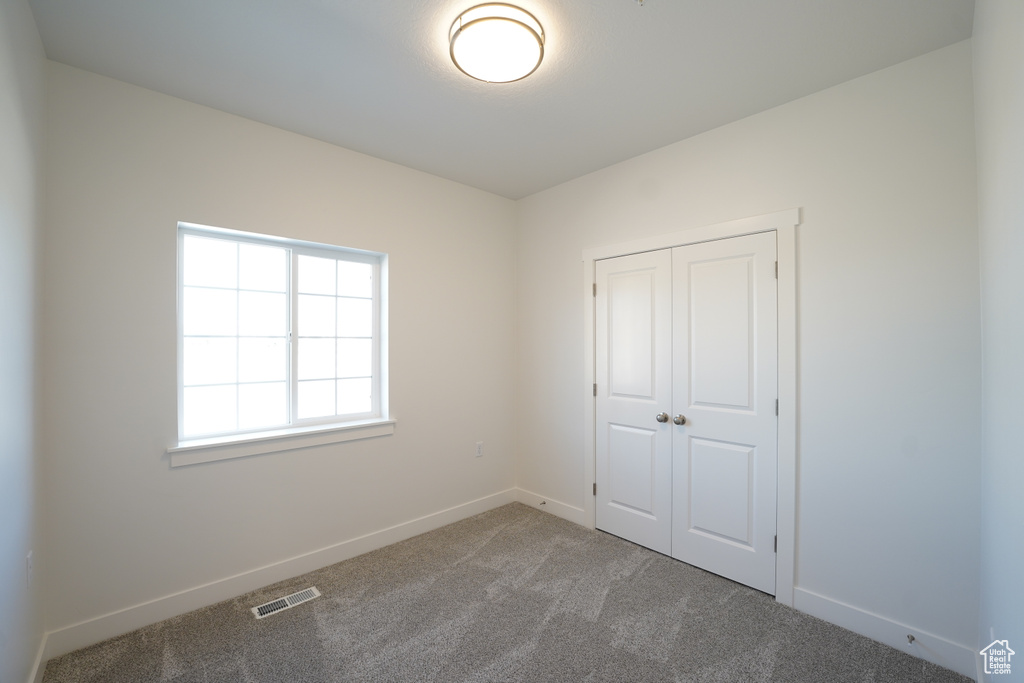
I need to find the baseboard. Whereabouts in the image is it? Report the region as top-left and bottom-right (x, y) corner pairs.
(514, 487), (586, 526)
(793, 587), (977, 680)
(27, 632), (47, 683)
(41, 489), (517, 664)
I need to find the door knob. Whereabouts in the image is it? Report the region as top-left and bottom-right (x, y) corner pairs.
(673, 414), (687, 425)
(655, 412), (670, 423)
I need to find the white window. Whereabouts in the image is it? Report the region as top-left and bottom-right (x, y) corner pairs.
(176, 223), (387, 449)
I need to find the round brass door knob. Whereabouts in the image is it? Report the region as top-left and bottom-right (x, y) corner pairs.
(655, 412), (670, 423)
(673, 414), (687, 425)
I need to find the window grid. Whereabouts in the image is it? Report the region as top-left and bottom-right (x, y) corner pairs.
(178, 225), (382, 442)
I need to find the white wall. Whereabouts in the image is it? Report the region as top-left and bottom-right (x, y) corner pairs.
(0, 0), (45, 681)
(516, 42), (981, 674)
(973, 2), (1024, 678)
(39, 62), (517, 649)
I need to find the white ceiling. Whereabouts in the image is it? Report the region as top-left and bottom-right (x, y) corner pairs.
(28, 0), (974, 199)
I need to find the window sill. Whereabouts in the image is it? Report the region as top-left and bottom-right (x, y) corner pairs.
(167, 418), (396, 468)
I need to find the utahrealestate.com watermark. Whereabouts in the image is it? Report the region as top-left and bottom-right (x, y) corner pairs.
(980, 639), (1015, 676)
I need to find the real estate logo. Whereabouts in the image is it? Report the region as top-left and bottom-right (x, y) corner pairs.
(980, 639), (1015, 676)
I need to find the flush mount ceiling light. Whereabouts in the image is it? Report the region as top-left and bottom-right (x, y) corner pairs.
(449, 4), (545, 83)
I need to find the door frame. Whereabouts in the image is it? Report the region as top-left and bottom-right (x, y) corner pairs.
(582, 208), (800, 606)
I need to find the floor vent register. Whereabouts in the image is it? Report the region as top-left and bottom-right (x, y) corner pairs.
(251, 586), (321, 619)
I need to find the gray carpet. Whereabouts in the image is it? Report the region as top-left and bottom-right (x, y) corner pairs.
(43, 503), (970, 682)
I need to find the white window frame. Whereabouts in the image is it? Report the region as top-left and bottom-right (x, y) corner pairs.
(168, 222), (393, 467)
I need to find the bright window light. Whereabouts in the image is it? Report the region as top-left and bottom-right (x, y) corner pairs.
(177, 224), (386, 442)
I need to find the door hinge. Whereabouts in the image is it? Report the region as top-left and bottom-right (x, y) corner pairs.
(593, 283), (597, 297)
(775, 261), (778, 279)
(593, 482), (597, 496)
(774, 535), (778, 553)
(775, 399), (779, 416)
(593, 383), (597, 397)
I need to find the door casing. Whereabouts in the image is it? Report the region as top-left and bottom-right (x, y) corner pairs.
(582, 208), (800, 606)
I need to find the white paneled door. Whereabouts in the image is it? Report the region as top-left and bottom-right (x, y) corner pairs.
(671, 232), (778, 593)
(595, 231), (778, 594)
(595, 249), (673, 555)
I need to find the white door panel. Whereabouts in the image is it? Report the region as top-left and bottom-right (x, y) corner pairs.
(607, 424), (658, 516)
(595, 250), (672, 554)
(688, 256), (755, 410)
(608, 270), (656, 398)
(688, 438), (756, 546)
(672, 231), (778, 594)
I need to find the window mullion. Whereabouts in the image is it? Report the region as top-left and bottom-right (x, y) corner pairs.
(177, 229), (186, 442)
(235, 244), (241, 433)
(333, 260), (339, 418)
(371, 260), (381, 418)
(289, 250), (298, 426)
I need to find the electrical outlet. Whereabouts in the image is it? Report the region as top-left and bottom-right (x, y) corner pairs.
(475, 441), (484, 458)
(26, 551), (33, 589)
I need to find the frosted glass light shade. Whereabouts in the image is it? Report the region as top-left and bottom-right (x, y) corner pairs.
(450, 4), (544, 83)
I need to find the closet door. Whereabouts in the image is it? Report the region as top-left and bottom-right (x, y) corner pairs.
(671, 231), (778, 594)
(595, 249), (673, 554)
